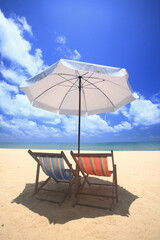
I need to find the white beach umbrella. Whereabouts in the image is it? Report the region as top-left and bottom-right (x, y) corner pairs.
(20, 59), (135, 153)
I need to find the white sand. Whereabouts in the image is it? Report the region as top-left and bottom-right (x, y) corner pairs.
(0, 149), (160, 240)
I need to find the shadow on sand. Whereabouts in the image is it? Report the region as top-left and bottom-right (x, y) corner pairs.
(12, 177), (138, 224)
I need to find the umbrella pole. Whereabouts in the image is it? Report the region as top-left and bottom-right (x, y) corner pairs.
(78, 76), (82, 155)
(75, 76), (82, 195)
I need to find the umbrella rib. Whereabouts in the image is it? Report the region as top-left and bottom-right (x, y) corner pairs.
(58, 78), (79, 110)
(75, 70), (80, 77)
(33, 77), (78, 102)
(52, 73), (79, 87)
(80, 72), (95, 114)
(54, 71), (89, 79)
(81, 71), (90, 77)
(83, 76), (130, 91)
(52, 73), (76, 78)
(81, 86), (88, 113)
(63, 70), (83, 93)
(82, 73), (95, 87)
(82, 77), (116, 108)
(83, 79), (104, 87)
(57, 74), (79, 87)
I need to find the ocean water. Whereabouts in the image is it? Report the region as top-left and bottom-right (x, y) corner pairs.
(0, 142), (160, 151)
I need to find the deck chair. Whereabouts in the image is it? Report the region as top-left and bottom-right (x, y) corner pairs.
(28, 150), (76, 205)
(70, 150), (118, 210)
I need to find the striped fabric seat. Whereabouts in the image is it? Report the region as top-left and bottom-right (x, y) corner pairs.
(28, 150), (76, 205)
(77, 156), (111, 177)
(34, 155), (73, 181)
(70, 151), (118, 210)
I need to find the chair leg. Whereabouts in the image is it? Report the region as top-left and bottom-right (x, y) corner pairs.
(37, 176), (51, 192)
(77, 176), (81, 191)
(110, 170), (114, 210)
(68, 168), (72, 198)
(114, 165), (118, 202)
(35, 163), (40, 193)
(59, 193), (68, 206)
(76, 174), (88, 196)
(73, 174), (88, 207)
(61, 175), (76, 206)
(75, 166), (79, 195)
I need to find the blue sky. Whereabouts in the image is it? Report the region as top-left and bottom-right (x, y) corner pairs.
(0, 0), (160, 143)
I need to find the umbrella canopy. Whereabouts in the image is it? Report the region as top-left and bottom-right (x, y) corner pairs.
(20, 59), (135, 152)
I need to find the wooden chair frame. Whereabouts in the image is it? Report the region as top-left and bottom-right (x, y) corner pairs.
(28, 150), (76, 205)
(70, 150), (118, 210)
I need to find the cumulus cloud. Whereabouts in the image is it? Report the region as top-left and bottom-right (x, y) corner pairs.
(16, 16), (33, 35)
(0, 115), (25, 138)
(81, 115), (132, 134)
(0, 81), (19, 94)
(0, 10), (46, 76)
(62, 114), (133, 137)
(0, 81), (63, 122)
(0, 61), (27, 84)
(0, 115), (62, 141)
(120, 93), (160, 126)
(0, 80), (69, 140)
(61, 91), (160, 137)
(130, 99), (160, 126)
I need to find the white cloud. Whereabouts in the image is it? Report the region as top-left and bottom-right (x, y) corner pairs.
(121, 93), (160, 126)
(66, 49), (81, 61)
(74, 50), (81, 60)
(44, 119), (61, 125)
(0, 80), (67, 140)
(110, 92), (160, 127)
(94, 116), (133, 133)
(17, 16), (33, 35)
(0, 115), (62, 140)
(151, 92), (160, 103)
(108, 121), (132, 132)
(10, 118), (61, 138)
(56, 35), (66, 45)
(0, 61), (27, 84)
(0, 115), (25, 137)
(118, 106), (130, 118)
(55, 34), (81, 61)
(0, 10), (46, 76)
(0, 81), (19, 94)
(130, 99), (160, 126)
(62, 114), (133, 137)
(62, 116), (78, 135)
(0, 81), (64, 123)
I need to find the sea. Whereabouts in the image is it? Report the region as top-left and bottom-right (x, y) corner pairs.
(0, 142), (160, 151)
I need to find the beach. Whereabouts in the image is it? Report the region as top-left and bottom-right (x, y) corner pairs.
(0, 149), (160, 240)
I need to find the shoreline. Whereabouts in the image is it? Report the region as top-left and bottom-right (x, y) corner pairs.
(0, 140), (160, 151)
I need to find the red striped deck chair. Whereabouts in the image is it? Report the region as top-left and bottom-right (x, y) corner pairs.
(28, 150), (76, 205)
(70, 150), (118, 210)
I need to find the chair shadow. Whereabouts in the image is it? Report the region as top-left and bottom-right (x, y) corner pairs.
(12, 177), (138, 224)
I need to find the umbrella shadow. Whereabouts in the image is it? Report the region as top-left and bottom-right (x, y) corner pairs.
(12, 177), (138, 224)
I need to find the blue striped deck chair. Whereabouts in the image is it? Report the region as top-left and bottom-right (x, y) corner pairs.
(28, 150), (76, 205)
(70, 150), (118, 210)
